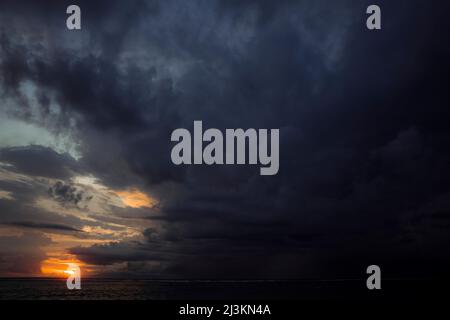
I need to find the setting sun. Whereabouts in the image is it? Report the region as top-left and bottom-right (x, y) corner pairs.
(40, 258), (85, 278)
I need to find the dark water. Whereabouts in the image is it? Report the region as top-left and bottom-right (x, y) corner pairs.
(0, 278), (435, 300)
(0, 278), (361, 300)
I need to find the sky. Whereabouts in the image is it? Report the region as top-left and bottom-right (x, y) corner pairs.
(0, 0), (449, 279)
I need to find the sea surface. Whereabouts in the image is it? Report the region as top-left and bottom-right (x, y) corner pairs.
(0, 277), (433, 300)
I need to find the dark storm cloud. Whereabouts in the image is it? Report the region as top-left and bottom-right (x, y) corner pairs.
(1, 0), (450, 278)
(0, 194), (89, 237)
(0, 146), (81, 179)
(48, 181), (89, 206)
(4, 221), (82, 233)
(69, 241), (167, 266)
(0, 232), (52, 275)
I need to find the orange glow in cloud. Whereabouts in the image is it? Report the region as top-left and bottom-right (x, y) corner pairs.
(40, 257), (87, 278)
(115, 189), (156, 208)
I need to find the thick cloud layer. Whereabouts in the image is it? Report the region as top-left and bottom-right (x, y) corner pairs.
(0, 0), (449, 279)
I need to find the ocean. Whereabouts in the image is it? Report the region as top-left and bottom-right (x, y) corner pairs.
(0, 278), (433, 300)
(0, 278), (372, 300)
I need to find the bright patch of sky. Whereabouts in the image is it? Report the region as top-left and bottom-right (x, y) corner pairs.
(0, 81), (81, 159)
(0, 116), (81, 159)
